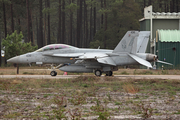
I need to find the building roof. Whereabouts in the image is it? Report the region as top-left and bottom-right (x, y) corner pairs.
(158, 30), (180, 42)
(139, 6), (180, 21)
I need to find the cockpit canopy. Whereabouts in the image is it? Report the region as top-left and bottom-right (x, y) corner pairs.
(35, 44), (76, 52)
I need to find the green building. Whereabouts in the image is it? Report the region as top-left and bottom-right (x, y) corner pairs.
(156, 30), (180, 69)
(139, 6), (180, 69)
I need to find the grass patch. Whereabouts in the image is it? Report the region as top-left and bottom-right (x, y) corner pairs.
(0, 77), (180, 119)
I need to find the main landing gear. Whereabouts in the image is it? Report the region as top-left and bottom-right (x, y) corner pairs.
(94, 70), (113, 77)
(95, 70), (102, 77)
(106, 71), (113, 76)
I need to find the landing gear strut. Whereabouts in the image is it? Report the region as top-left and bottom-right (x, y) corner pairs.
(95, 70), (102, 77)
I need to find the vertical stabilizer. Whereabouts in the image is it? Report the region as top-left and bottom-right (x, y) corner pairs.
(113, 31), (139, 53)
(136, 31), (150, 53)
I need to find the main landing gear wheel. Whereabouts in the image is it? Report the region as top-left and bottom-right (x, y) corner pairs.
(95, 70), (102, 77)
(50, 71), (57, 76)
(106, 71), (113, 76)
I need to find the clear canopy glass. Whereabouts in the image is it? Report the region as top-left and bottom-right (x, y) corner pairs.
(35, 44), (76, 52)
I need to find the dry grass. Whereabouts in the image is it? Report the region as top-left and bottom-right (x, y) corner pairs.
(123, 83), (139, 94)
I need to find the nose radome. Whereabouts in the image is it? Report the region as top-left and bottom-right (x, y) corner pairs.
(7, 56), (20, 63)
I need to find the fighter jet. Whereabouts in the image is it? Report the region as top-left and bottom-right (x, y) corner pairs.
(7, 31), (172, 76)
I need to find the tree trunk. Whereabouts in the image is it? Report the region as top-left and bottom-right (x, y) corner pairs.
(104, 0), (107, 49)
(0, 34), (1, 67)
(29, 6), (33, 44)
(93, 2), (96, 38)
(3, 2), (7, 38)
(47, 0), (51, 44)
(84, 0), (88, 47)
(10, 0), (14, 33)
(176, 0), (179, 12)
(62, 0), (65, 44)
(70, 0), (74, 45)
(101, 0), (103, 29)
(26, 0), (30, 43)
(90, 0), (93, 42)
(148, 0), (151, 5)
(143, 0), (146, 8)
(38, 0), (43, 48)
(76, 0), (79, 47)
(57, 0), (62, 43)
(78, 0), (82, 47)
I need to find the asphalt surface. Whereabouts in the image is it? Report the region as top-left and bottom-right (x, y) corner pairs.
(0, 75), (180, 79)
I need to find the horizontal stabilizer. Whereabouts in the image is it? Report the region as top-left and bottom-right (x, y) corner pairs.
(97, 57), (116, 66)
(128, 54), (152, 68)
(157, 60), (173, 65)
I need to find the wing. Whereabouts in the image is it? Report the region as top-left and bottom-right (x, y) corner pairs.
(76, 53), (117, 66)
(44, 52), (117, 66)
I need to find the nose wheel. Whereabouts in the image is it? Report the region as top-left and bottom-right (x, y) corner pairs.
(50, 71), (57, 76)
(95, 70), (102, 77)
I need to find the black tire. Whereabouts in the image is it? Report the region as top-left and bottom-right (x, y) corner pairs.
(95, 70), (102, 77)
(50, 71), (57, 76)
(106, 71), (113, 76)
(55, 71), (57, 76)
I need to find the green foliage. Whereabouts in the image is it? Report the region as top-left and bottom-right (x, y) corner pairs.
(90, 98), (110, 120)
(66, 3), (78, 12)
(90, 40), (104, 48)
(2, 31), (37, 59)
(94, 0), (141, 49)
(121, 71), (129, 75)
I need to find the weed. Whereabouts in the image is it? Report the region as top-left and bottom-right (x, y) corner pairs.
(123, 83), (139, 94)
(52, 96), (68, 119)
(98, 111), (110, 120)
(174, 110), (180, 114)
(69, 92), (86, 105)
(3, 112), (22, 118)
(90, 98), (110, 120)
(133, 69), (137, 75)
(161, 70), (168, 75)
(107, 93), (111, 101)
(23, 72), (34, 75)
(121, 71), (129, 75)
(68, 108), (82, 120)
(137, 103), (153, 119)
(115, 101), (122, 105)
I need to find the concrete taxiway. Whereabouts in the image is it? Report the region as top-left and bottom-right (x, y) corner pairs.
(0, 75), (180, 80)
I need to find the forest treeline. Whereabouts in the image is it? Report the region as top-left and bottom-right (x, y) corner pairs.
(0, 0), (179, 50)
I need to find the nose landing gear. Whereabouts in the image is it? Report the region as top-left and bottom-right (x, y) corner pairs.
(48, 64), (63, 76)
(50, 71), (57, 76)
